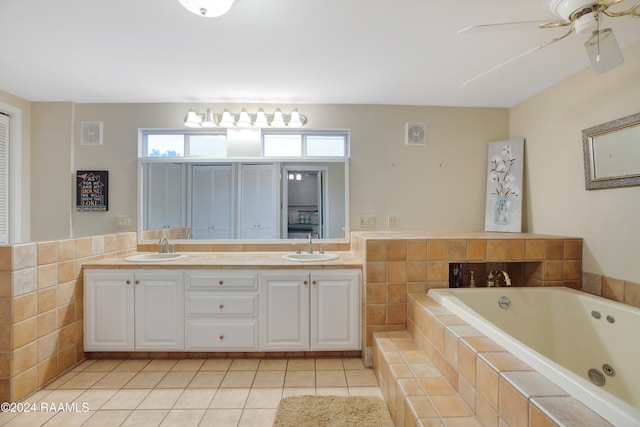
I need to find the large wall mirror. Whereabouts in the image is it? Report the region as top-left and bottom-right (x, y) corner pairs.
(582, 112), (640, 190)
(139, 159), (348, 242)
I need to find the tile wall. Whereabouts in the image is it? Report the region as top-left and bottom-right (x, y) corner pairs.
(0, 232), (137, 402)
(349, 232), (584, 364)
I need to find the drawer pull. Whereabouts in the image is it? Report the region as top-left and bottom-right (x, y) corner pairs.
(219, 334), (225, 340)
(135, 280), (140, 285)
(304, 280), (308, 285)
(219, 304), (224, 310)
(126, 280), (131, 285)
(312, 280), (317, 285)
(218, 280), (224, 285)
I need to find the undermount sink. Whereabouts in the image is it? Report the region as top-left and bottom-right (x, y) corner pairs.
(124, 253), (188, 262)
(282, 253), (339, 262)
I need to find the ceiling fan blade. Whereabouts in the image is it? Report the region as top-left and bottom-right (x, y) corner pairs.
(458, 20), (553, 34)
(463, 26), (575, 86)
(585, 28), (624, 74)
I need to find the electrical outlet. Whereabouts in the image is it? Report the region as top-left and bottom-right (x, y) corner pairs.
(358, 215), (375, 228)
(387, 215), (396, 228)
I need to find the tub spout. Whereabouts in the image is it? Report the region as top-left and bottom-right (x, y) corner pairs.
(487, 270), (511, 287)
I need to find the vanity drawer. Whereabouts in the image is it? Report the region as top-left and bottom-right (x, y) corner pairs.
(185, 320), (258, 350)
(186, 293), (257, 316)
(185, 271), (258, 290)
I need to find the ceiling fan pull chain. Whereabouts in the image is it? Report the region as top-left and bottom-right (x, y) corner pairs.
(596, 13), (601, 62)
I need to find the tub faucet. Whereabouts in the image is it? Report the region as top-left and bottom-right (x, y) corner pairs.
(487, 270), (511, 287)
(158, 237), (169, 253)
(307, 233), (313, 254)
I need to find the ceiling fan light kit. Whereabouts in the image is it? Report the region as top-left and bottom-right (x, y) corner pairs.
(462, 0), (638, 83)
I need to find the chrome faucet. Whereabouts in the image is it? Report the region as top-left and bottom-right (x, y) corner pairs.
(307, 233), (313, 254)
(158, 237), (169, 253)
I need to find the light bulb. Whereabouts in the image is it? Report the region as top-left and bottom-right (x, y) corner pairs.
(184, 109), (202, 127)
(270, 109), (285, 127)
(201, 109), (216, 127)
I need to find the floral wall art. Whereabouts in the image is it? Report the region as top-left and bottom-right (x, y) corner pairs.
(484, 139), (524, 232)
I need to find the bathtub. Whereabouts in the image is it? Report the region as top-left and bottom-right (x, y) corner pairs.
(427, 286), (640, 426)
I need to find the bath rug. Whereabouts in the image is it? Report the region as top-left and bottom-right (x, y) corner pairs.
(272, 395), (393, 427)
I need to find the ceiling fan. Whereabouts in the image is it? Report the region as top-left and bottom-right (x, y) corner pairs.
(460, 0), (639, 85)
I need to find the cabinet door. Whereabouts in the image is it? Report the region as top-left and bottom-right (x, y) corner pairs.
(311, 271), (361, 350)
(84, 270), (134, 351)
(259, 272), (309, 350)
(240, 164), (276, 239)
(134, 271), (184, 351)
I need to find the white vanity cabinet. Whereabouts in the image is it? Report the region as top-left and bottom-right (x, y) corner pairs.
(259, 270), (361, 351)
(84, 269), (184, 352)
(184, 270), (259, 351)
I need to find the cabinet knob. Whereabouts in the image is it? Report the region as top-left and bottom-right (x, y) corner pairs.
(126, 280), (131, 285)
(219, 334), (225, 340)
(218, 280), (224, 285)
(135, 280), (140, 285)
(303, 280), (308, 285)
(312, 280), (317, 285)
(219, 304), (224, 310)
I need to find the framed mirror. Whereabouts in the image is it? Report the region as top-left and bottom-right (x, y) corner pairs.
(582, 112), (640, 190)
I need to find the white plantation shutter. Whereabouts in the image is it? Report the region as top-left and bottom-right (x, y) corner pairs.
(0, 113), (9, 244)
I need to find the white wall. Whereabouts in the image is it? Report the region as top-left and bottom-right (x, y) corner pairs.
(511, 41), (640, 282)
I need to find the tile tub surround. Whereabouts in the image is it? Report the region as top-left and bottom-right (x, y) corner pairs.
(349, 231), (584, 364)
(370, 293), (612, 427)
(0, 232), (137, 402)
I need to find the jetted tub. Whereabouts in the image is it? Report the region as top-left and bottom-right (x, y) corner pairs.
(428, 286), (640, 426)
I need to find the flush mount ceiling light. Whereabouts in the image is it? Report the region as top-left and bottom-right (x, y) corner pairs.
(183, 108), (307, 128)
(178, 0), (236, 17)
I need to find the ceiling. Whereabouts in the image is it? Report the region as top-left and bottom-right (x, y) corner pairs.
(1, 0), (639, 108)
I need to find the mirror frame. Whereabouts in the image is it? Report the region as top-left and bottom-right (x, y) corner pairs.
(582, 112), (640, 190)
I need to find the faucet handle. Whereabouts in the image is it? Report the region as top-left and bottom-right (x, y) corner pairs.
(292, 244), (301, 254)
(319, 244), (325, 254)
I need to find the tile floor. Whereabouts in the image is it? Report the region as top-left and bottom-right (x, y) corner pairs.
(0, 358), (383, 427)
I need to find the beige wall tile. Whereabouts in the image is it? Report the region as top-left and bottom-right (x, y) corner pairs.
(58, 261), (76, 284)
(38, 310), (58, 338)
(58, 239), (76, 262)
(38, 287), (58, 314)
(37, 355), (59, 388)
(476, 358), (499, 410)
(458, 341), (476, 384)
(407, 240), (427, 261)
(624, 281), (640, 308)
(427, 240), (446, 260)
(499, 376), (528, 427)
(12, 293), (37, 323)
(387, 261), (407, 282)
(0, 298), (10, 323)
(0, 352), (9, 376)
(11, 341), (36, 376)
(37, 332), (59, 361)
(387, 283), (407, 303)
(545, 240), (564, 260)
(447, 240), (466, 261)
(386, 240), (406, 261)
(387, 303), (406, 325)
(563, 260), (582, 281)
(58, 302), (76, 328)
(0, 271), (10, 297)
(427, 261), (448, 282)
(76, 237), (92, 258)
(0, 325), (9, 351)
(11, 366), (36, 401)
(91, 236), (105, 255)
(507, 240), (525, 261)
(366, 305), (386, 326)
(487, 240), (507, 261)
(366, 283), (386, 304)
(37, 241), (59, 265)
(104, 234), (118, 253)
(525, 240), (545, 260)
(564, 239), (582, 260)
(58, 281), (76, 307)
(11, 268), (37, 296)
(407, 261), (427, 282)
(58, 342), (77, 372)
(11, 243), (37, 270)
(37, 264), (58, 290)
(366, 262), (386, 283)
(467, 240), (486, 261)
(601, 276), (624, 302)
(12, 317), (37, 349)
(0, 247), (11, 271)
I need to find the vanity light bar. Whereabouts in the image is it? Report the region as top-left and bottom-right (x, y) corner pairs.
(184, 108), (307, 128)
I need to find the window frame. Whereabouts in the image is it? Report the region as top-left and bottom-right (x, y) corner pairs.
(261, 129), (349, 159)
(141, 129), (228, 158)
